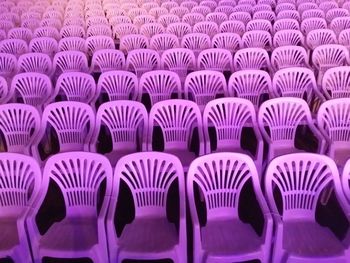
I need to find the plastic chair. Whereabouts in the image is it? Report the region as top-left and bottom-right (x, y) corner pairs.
(21, 18), (40, 32)
(273, 19), (299, 33)
(306, 29), (337, 50)
(170, 6), (189, 19)
(107, 152), (186, 262)
(86, 16), (109, 28)
(126, 49), (160, 78)
(133, 15), (156, 28)
(162, 1), (179, 11)
(187, 152), (273, 263)
(166, 22), (192, 40)
(191, 5), (211, 16)
(229, 11), (251, 25)
(242, 30), (272, 50)
(85, 36), (115, 57)
(301, 9), (325, 20)
(301, 18), (327, 35)
(181, 0), (198, 10)
(228, 69), (271, 108)
(18, 53), (53, 76)
(0, 153), (41, 263)
(29, 37), (58, 58)
(181, 33), (211, 57)
(128, 7), (148, 20)
(140, 23), (165, 39)
(150, 33), (180, 54)
(143, 2), (159, 11)
(91, 101), (147, 164)
(219, 20), (245, 36)
(253, 10), (276, 23)
(40, 18), (62, 30)
(298, 2), (318, 14)
(97, 70), (138, 101)
(258, 98), (326, 162)
(193, 21), (219, 38)
(197, 48), (233, 72)
(271, 46), (309, 71)
(253, 4), (273, 13)
(90, 49), (125, 73)
(120, 34), (149, 54)
(0, 20), (14, 33)
(339, 29), (350, 49)
(34, 26), (60, 41)
(184, 70), (227, 111)
(273, 29), (304, 47)
(233, 48), (270, 71)
(26, 152), (112, 263)
(63, 18), (85, 28)
(86, 25), (112, 38)
(8, 28), (32, 44)
(276, 10), (300, 21)
(326, 8), (349, 23)
(265, 153), (349, 263)
(109, 16), (132, 28)
(149, 7), (169, 19)
(53, 51), (89, 76)
(58, 37), (85, 52)
(139, 70), (181, 105)
(321, 66), (350, 99)
(148, 99), (204, 171)
(182, 13), (205, 26)
(0, 76), (8, 103)
(212, 33), (241, 54)
(0, 53), (17, 81)
(206, 12), (228, 26)
(0, 39), (28, 58)
(157, 14), (180, 28)
(233, 4), (253, 13)
(215, 5), (235, 16)
(276, 3), (296, 13)
(0, 104), (41, 155)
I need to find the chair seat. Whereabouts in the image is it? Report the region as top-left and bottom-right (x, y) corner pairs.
(283, 220), (345, 257)
(40, 217), (98, 251)
(0, 219), (19, 251)
(201, 219), (263, 256)
(119, 218), (178, 253)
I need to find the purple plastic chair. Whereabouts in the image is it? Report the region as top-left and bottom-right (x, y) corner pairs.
(63, 18), (85, 28)
(0, 20), (14, 33)
(40, 18), (62, 30)
(126, 49), (160, 78)
(276, 10), (300, 21)
(53, 51), (89, 76)
(29, 37), (58, 58)
(232, 4), (253, 13)
(113, 23), (138, 42)
(229, 11), (252, 25)
(0, 53), (17, 81)
(321, 66), (350, 99)
(0, 30), (6, 42)
(0, 76), (8, 103)
(215, 5), (235, 15)
(212, 33), (241, 54)
(233, 47), (271, 71)
(91, 101), (147, 165)
(90, 49), (125, 73)
(197, 48), (233, 72)
(140, 23), (165, 39)
(34, 26), (60, 41)
(86, 25), (112, 38)
(182, 13), (205, 26)
(0, 153), (41, 263)
(21, 18), (40, 32)
(253, 4), (273, 13)
(157, 14), (180, 28)
(246, 19), (273, 33)
(273, 29), (305, 47)
(0, 39), (28, 58)
(206, 12), (228, 25)
(162, 1), (179, 11)
(271, 46), (309, 71)
(120, 34), (149, 54)
(258, 98), (326, 162)
(184, 70), (227, 111)
(109, 16), (132, 27)
(273, 19), (300, 33)
(242, 30), (272, 50)
(219, 20), (245, 36)
(181, 33), (211, 57)
(149, 6), (169, 18)
(326, 8), (349, 23)
(144, 3), (161, 12)
(148, 99), (204, 171)
(18, 53), (53, 76)
(85, 36), (115, 57)
(193, 21), (219, 38)
(301, 18), (327, 35)
(8, 27), (33, 44)
(253, 10), (276, 23)
(191, 5), (211, 16)
(228, 69), (271, 108)
(302, 9), (325, 20)
(187, 152), (272, 263)
(266, 153), (349, 263)
(58, 37), (86, 52)
(298, 2), (318, 14)
(26, 152), (112, 263)
(128, 7), (148, 20)
(181, 0), (198, 10)
(170, 6), (189, 19)
(306, 29), (337, 50)
(0, 103), (41, 155)
(97, 70), (138, 101)
(330, 17), (350, 37)
(107, 152), (187, 262)
(133, 15), (156, 28)
(166, 22), (192, 40)
(139, 70), (181, 105)
(338, 29), (350, 50)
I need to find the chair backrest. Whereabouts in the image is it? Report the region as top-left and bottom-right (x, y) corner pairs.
(97, 70), (138, 101)
(8, 27), (33, 43)
(233, 47), (270, 71)
(0, 104), (41, 154)
(271, 46), (308, 71)
(58, 37), (86, 52)
(229, 11), (251, 25)
(126, 49), (160, 78)
(166, 22), (192, 39)
(150, 33), (180, 53)
(246, 19), (272, 33)
(18, 53), (52, 76)
(306, 29), (337, 50)
(301, 9), (325, 20)
(301, 18), (327, 35)
(86, 25), (112, 38)
(53, 51), (89, 75)
(140, 23), (165, 38)
(85, 36), (115, 57)
(29, 37), (58, 58)
(192, 5), (211, 16)
(321, 66), (350, 99)
(158, 14), (181, 27)
(182, 13), (205, 26)
(242, 30), (272, 49)
(120, 34), (149, 54)
(60, 25), (85, 38)
(273, 19), (299, 33)
(276, 10), (300, 21)
(265, 153), (338, 220)
(34, 26), (60, 41)
(0, 39), (28, 58)
(0, 53), (17, 79)
(312, 44), (349, 72)
(197, 48), (233, 72)
(193, 21), (219, 38)
(330, 17), (350, 37)
(42, 152), (112, 217)
(181, 33), (211, 56)
(41, 101), (95, 152)
(113, 23), (138, 40)
(219, 20), (245, 36)
(206, 12), (228, 25)
(212, 33), (241, 53)
(326, 8), (349, 23)
(273, 29), (304, 47)
(339, 29), (350, 47)
(91, 49), (125, 73)
(253, 10), (276, 22)
(133, 15), (156, 28)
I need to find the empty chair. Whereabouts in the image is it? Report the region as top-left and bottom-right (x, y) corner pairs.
(253, 10), (276, 23)
(184, 70), (227, 111)
(97, 70), (138, 101)
(182, 13), (205, 26)
(139, 70), (181, 105)
(150, 33), (180, 54)
(8, 28), (32, 43)
(312, 44), (349, 84)
(109, 16), (132, 27)
(318, 98), (350, 168)
(273, 29), (305, 47)
(149, 7), (168, 19)
(29, 37), (58, 58)
(234, 48), (270, 71)
(107, 152), (186, 262)
(339, 29), (350, 49)
(298, 2), (318, 13)
(53, 51), (89, 76)
(128, 7), (148, 20)
(21, 18), (40, 32)
(85, 36), (115, 57)
(91, 101), (147, 165)
(326, 8), (349, 23)
(273, 19), (299, 33)
(91, 49), (125, 73)
(321, 66), (350, 99)
(158, 14), (181, 28)
(265, 153), (349, 263)
(187, 152), (272, 263)
(301, 18), (327, 35)
(306, 29), (337, 50)
(18, 53), (52, 76)
(242, 30), (272, 50)
(140, 23), (165, 39)
(0, 104), (40, 154)
(182, 0), (198, 10)
(53, 72), (98, 106)
(86, 16), (109, 27)
(113, 23), (138, 42)
(219, 20), (245, 36)
(229, 11), (252, 25)
(34, 26), (60, 41)
(246, 19), (273, 33)
(120, 34), (149, 54)
(191, 5), (211, 16)
(228, 70), (271, 108)
(212, 33), (241, 53)
(206, 12), (228, 25)
(197, 48), (233, 72)
(253, 4), (273, 13)
(58, 37), (85, 52)
(148, 99), (204, 170)
(0, 20), (14, 33)
(40, 18), (62, 30)
(0, 39), (28, 58)
(126, 49), (160, 78)
(301, 9), (325, 20)
(10, 73), (52, 112)
(26, 152), (111, 263)
(0, 153), (41, 263)
(215, 5), (235, 16)
(193, 21), (219, 38)
(258, 98), (325, 162)
(170, 6), (189, 19)
(330, 17), (350, 37)
(133, 15), (156, 28)
(271, 46), (309, 71)
(276, 3), (296, 13)
(86, 25), (112, 38)
(181, 33), (211, 57)
(63, 18), (85, 28)
(0, 53), (17, 81)
(166, 22), (192, 40)
(162, 1), (179, 10)
(276, 10), (300, 21)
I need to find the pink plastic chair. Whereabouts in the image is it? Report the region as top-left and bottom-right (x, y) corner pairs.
(17, 53), (52, 76)
(0, 153), (41, 263)
(8, 28), (33, 44)
(228, 69), (271, 108)
(126, 49), (160, 78)
(184, 70), (227, 111)
(276, 3), (296, 13)
(162, 1), (179, 10)
(29, 37), (58, 58)
(21, 18), (40, 32)
(149, 7), (169, 18)
(273, 29), (305, 47)
(0, 39), (28, 58)
(85, 36), (115, 57)
(166, 22), (192, 40)
(219, 20), (245, 36)
(0, 103), (41, 155)
(212, 32), (241, 54)
(120, 34), (149, 54)
(170, 6), (189, 19)
(265, 153), (349, 263)
(301, 9), (325, 20)
(140, 23), (165, 39)
(306, 29), (337, 50)
(0, 30), (5, 42)
(206, 12), (228, 26)
(58, 37), (86, 52)
(133, 15), (156, 28)
(191, 5), (211, 16)
(326, 8), (349, 23)
(197, 48), (233, 72)
(86, 16), (109, 28)
(150, 33), (180, 54)
(330, 17), (350, 37)
(298, 2), (318, 14)
(40, 18), (62, 30)
(233, 4), (253, 13)
(276, 10), (300, 21)
(90, 49), (125, 73)
(113, 23), (138, 42)
(143, 2), (160, 11)
(0, 20), (14, 33)
(182, 13), (205, 26)
(53, 72), (98, 106)
(233, 48), (270, 71)
(321, 66), (350, 99)
(258, 98), (326, 162)
(86, 25), (113, 38)
(247, 20), (273, 34)
(215, 5), (235, 16)
(219, 0), (237, 6)
(301, 18), (327, 35)
(271, 46), (309, 71)
(109, 16), (132, 27)
(339, 29), (350, 49)
(34, 26), (60, 41)
(148, 99), (204, 171)
(0, 53), (17, 81)
(107, 152), (186, 262)
(181, 33), (211, 57)
(187, 152), (273, 263)
(253, 4), (273, 13)
(0, 76), (8, 103)
(53, 51), (89, 76)
(10, 72), (52, 113)
(128, 7), (148, 20)
(253, 10), (276, 23)
(63, 18), (85, 28)
(229, 11), (252, 25)
(193, 21), (219, 38)
(181, 0), (198, 10)
(26, 152), (112, 263)
(242, 30), (272, 50)
(273, 19), (300, 33)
